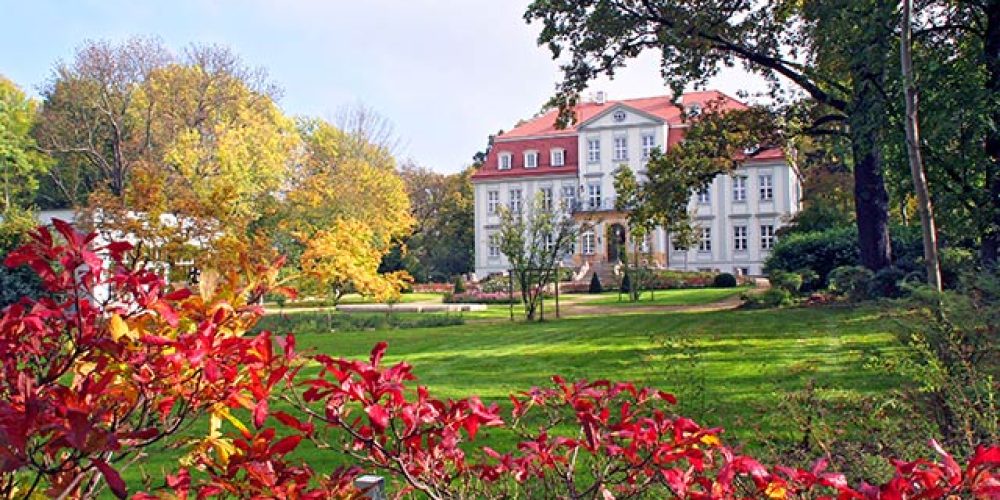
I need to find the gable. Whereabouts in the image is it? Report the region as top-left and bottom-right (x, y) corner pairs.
(576, 103), (665, 130)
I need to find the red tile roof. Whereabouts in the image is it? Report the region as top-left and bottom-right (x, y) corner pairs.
(496, 91), (745, 139)
(471, 91), (783, 182)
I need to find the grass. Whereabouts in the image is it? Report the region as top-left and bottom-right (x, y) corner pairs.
(267, 292), (445, 309)
(569, 287), (747, 306)
(123, 304), (902, 492)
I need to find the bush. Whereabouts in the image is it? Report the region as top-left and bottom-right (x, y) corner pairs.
(589, 273), (603, 293)
(453, 276), (466, 294)
(479, 274), (511, 293)
(255, 310), (465, 333)
(0, 262), (44, 308)
(868, 266), (906, 298)
(828, 265), (874, 301)
(769, 270), (803, 294)
(742, 288), (792, 309)
(713, 272), (738, 288)
(939, 247), (976, 289)
(646, 270), (718, 289)
(765, 227), (858, 287)
(444, 291), (518, 304)
(620, 273), (631, 293)
(765, 225), (926, 288)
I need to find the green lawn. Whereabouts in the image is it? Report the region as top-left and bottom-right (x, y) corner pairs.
(568, 287), (747, 306)
(124, 304), (901, 491)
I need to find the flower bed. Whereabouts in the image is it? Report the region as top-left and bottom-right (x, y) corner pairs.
(444, 291), (520, 304)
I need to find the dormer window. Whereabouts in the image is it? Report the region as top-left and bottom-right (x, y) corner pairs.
(524, 151), (539, 168)
(499, 152), (512, 170)
(613, 110), (627, 122)
(686, 104), (702, 117)
(551, 148), (565, 167)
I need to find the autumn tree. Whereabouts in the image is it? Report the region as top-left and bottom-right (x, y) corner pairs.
(498, 193), (577, 321)
(525, 0), (898, 272)
(278, 118), (414, 300)
(33, 37), (169, 207)
(392, 162), (474, 281)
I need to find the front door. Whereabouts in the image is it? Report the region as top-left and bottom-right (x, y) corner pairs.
(607, 224), (626, 262)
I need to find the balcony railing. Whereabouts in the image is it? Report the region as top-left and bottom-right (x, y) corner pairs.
(567, 196), (619, 213)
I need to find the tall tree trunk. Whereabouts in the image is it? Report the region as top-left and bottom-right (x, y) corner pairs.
(849, 110), (893, 271)
(900, 0), (942, 290)
(847, 11), (894, 273)
(981, 1), (1000, 266)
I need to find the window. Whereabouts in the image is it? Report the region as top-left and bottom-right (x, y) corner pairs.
(735, 267), (750, 276)
(613, 136), (628, 161)
(733, 225), (748, 251)
(499, 153), (512, 170)
(687, 104), (702, 117)
(488, 233), (501, 258)
(544, 233), (555, 253)
(732, 175), (747, 202)
(587, 138), (601, 163)
(761, 224), (775, 250)
(697, 187), (711, 204)
(561, 185), (576, 212)
(641, 133), (656, 159)
(699, 227), (712, 252)
(613, 110), (627, 122)
(524, 151), (538, 168)
(587, 183), (602, 210)
(582, 231), (596, 255)
(487, 190), (499, 213)
(672, 237), (688, 251)
(540, 187), (553, 211)
(551, 148), (565, 167)
(509, 189), (522, 213)
(759, 174), (773, 201)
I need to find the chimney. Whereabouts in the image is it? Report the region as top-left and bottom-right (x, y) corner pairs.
(594, 90), (606, 105)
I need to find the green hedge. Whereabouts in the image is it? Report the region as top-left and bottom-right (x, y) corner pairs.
(764, 225), (925, 288)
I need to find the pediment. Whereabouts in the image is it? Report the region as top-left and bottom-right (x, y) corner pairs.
(577, 103), (664, 130)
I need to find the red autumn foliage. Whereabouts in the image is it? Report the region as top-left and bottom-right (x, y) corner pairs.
(1, 223), (997, 499)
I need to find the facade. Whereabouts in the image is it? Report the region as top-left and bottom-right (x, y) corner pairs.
(471, 91), (800, 279)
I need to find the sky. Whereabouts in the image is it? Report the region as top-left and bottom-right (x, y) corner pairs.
(0, 0), (769, 174)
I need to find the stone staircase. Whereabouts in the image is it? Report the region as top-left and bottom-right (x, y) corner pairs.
(588, 261), (621, 288)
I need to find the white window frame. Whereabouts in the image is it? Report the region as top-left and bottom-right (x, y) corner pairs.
(551, 148), (565, 167)
(524, 150), (539, 169)
(487, 190), (499, 213)
(699, 227), (712, 252)
(641, 133), (656, 159)
(587, 137), (601, 163)
(759, 173), (773, 201)
(544, 233), (555, 253)
(509, 188), (522, 213)
(587, 183), (602, 210)
(540, 187), (553, 211)
(761, 224), (775, 250)
(697, 187), (711, 204)
(582, 231), (596, 255)
(613, 135), (628, 161)
(499, 152), (512, 170)
(733, 225), (748, 251)
(561, 185), (576, 212)
(488, 233), (501, 258)
(732, 175), (747, 202)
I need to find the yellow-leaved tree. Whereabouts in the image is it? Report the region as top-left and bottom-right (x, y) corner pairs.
(81, 46), (299, 278)
(278, 117), (414, 303)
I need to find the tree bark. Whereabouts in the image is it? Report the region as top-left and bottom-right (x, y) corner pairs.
(901, 0), (942, 290)
(981, 1), (1000, 266)
(849, 104), (893, 272)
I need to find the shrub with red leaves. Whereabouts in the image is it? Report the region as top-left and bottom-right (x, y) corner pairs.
(1, 223), (997, 499)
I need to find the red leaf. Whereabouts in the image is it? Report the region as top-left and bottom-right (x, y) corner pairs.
(253, 399), (269, 429)
(370, 342), (388, 367)
(93, 459), (127, 499)
(365, 404), (390, 432)
(163, 289), (193, 301)
(270, 435), (302, 456)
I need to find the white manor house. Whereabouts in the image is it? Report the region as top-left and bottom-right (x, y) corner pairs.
(471, 91), (802, 280)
